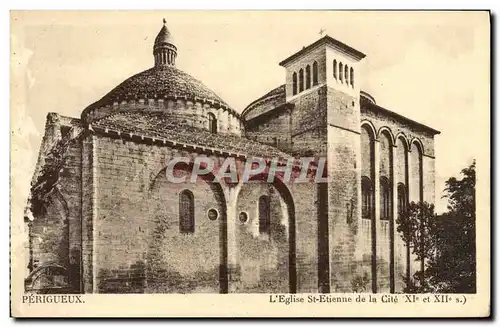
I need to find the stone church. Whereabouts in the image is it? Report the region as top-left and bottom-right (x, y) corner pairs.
(24, 21), (439, 294)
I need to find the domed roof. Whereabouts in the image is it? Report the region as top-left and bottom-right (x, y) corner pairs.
(82, 65), (230, 116)
(241, 84), (286, 121)
(242, 85), (285, 115)
(360, 90), (376, 104)
(82, 20), (235, 120)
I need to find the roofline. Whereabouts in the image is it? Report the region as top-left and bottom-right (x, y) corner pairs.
(245, 103), (294, 124)
(242, 85), (285, 118)
(80, 66), (238, 121)
(363, 102), (441, 135)
(81, 93), (240, 122)
(89, 123), (295, 161)
(279, 35), (366, 67)
(360, 90), (376, 105)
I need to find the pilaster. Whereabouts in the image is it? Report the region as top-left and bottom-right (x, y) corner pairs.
(372, 139), (380, 293)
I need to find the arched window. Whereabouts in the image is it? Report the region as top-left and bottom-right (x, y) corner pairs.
(312, 61), (318, 86)
(345, 65), (349, 86)
(208, 112), (217, 134)
(362, 176), (373, 219)
(258, 195), (271, 234)
(299, 68), (304, 92)
(305, 65), (311, 90)
(179, 190), (195, 233)
(339, 62), (343, 82)
(397, 183), (407, 219)
(333, 59), (337, 80)
(292, 72), (297, 95)
(350, 67), (354, 87)
(380, 177), (391, 220)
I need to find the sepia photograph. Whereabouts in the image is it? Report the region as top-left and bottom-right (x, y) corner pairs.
(10, 10), (490, 317)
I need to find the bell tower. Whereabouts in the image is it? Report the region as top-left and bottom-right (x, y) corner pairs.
(280, 34), (366, 292)
(322, 36), (366, 292)
(279, 35), (365, 157)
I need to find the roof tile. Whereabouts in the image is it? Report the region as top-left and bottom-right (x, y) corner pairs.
(83, 66), (230, 116)
(93, 112), (292, 159)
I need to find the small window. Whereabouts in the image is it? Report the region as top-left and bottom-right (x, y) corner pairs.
(312, 61), (318, 86)
(305, 65), (311, 90)
(207, 208), (219, 221)
(345, 65), (349, 85)
(239, 212), (249, 223)
(258, 195), (271, 234)
(292, 72), (297, 95)
(333, 59), (337, 79)
(299, 69), (304, 92)
(362, 176), (373, 219)
(179, 190), (195, 233)
(350, 67), (354, 87)
(339, 62), (343, 82)
(380, 177), (391, 220)
(208, 112), (217, 134)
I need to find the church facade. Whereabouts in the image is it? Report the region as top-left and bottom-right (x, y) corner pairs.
(24, 21), (439, 294)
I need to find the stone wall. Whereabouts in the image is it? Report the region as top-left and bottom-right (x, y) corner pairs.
(30, 193), (69, 269)
(377, 132), (393, 293)
(326, 86), (363, 292)
(84, 98), (243, 136)
(59, 140), (82, 292)
(88, 137), (220, 293)
(81, 134), (96, 293)
(245, 108), (293, 153)
(28, 130), (82, 292)
(289, 86), (328, 156)
(359, 124), (374, 292)
(83, 134), (320, 293)
(29, 85), (437, 295)
(232, 182), (290, 293)
(394, 137), (409, 292)
(360, 103), (436, 293)
(239, 81), (438, 293)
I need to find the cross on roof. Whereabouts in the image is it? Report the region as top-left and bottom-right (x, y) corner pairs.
(319, 28), (326, 37)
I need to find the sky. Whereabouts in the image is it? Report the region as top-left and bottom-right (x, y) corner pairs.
(11, 11), (490, 214)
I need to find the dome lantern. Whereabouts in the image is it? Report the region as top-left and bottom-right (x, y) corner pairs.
(154, 19), (177, 67)
(81, 19), (241, 135)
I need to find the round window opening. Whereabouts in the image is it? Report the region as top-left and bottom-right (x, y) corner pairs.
(207, 208), (219, 221)
(239, 212), (249, 223)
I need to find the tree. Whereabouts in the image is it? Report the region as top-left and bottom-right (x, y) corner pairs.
(396, 161), (476, 293)
(396, 200), (436, 292)
(428, 161), (476, 293)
